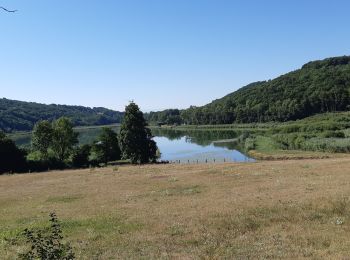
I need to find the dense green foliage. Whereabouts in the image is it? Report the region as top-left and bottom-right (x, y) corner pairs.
(0, 131), (27, 174)
(31, 118), (79, 163)
(147, 56), (350, 124)
(2, 111), (159, 174)
(91, 127), (121, 164)
(119, 102), (158, 164)
(51, 118), (79, 162)
(30, 118), (122, 170)
(32, 120), (53, 159)
(20, 212), (75, 260)
(0, 98), (124, 132)
(146, 109), (182, 125)
(1, 107), (159, 174)
(243, 112), (350, 153)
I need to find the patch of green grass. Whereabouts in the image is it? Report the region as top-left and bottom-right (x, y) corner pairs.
(0, 218), (52, 250)
(46, 195), (83, 203)
(61, 216), (143, 235)
(1, 215), (143, 258)
(254, 136), (280, 152)
(301, 164), (312, 169)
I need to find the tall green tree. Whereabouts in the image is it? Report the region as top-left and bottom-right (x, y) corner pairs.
(119, 102), (158, 164)
(92, 127), (121, 164)
(32, 120), (53, 159)
(51, 117), (79, 162)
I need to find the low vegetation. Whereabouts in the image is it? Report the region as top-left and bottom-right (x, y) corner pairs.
(20, 212), (75, 260)
(2, 158), (350, 258)
(247, 112), (350, 155)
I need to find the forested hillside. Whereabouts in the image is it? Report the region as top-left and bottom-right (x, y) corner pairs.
(4, 56), (350, 131)
(0, 98), (123, 132)
(147, 56), (350, 124)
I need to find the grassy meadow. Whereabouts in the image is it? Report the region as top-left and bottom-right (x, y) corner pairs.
(2, 158), (350, 258)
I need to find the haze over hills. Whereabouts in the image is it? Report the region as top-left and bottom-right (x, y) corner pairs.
(147, 56), (350, 125)
(0, 98), (124, 132)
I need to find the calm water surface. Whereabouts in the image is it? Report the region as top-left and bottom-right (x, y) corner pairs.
(155, 136), (253, 163)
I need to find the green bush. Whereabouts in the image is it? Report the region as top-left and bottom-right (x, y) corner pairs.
(20, 212), (75, 260)
(303, 138), (350, 153)
(321, 131), (345, 138)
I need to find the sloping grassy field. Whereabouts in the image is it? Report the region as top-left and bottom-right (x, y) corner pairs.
(1, 159), (350, 259)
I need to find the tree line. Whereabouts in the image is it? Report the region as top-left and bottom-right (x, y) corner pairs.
(146, 56), (350, 125)
(0, 102), (158, 174)
(0, 98), (124, 132)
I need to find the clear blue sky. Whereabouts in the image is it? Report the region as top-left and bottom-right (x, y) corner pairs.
(1, 0), (350, 112)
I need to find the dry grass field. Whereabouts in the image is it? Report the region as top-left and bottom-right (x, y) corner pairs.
(2, 158), (350, 259)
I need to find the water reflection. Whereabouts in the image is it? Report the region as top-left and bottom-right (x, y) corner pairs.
(153, 128), (254, 163)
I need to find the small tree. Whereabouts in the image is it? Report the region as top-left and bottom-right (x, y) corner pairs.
(32, 120), (53, 159)
(119, 102), (158, 164)
(91, 127), (121, 164)
(51, 118), (78, 162)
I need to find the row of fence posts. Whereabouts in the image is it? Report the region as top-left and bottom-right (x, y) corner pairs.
(169, 158), (246, 164)
(169, 157), (251, 164)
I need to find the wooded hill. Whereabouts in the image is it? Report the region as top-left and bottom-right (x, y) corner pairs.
(146, 56), (350, 125)
(3, 56), (350, 131)
(0, 98), (124, 132)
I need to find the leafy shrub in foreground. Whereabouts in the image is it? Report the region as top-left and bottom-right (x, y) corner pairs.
(20, 212), (75, 260)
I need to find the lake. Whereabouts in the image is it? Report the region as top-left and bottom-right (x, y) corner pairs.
(10, 126), (254, 163)
(154, 136), (253, 163)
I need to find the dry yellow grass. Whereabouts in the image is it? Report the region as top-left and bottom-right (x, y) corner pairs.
(1, 158), (350, 259)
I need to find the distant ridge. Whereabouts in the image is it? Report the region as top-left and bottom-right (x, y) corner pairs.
(0, 98), (123, 132)
(146, 56), (350, 124)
